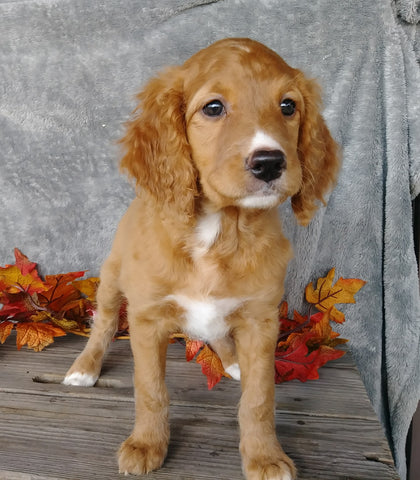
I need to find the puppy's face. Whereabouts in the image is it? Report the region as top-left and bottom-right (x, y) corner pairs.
(184, 40), (304, 210)
(120, 38), (339, 225)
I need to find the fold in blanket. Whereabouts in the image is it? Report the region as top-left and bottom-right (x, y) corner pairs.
(394, 0), (420, 24)
(0, 1), (419, 478)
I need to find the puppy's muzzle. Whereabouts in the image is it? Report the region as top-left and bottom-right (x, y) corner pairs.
(246, 150), (286, 183)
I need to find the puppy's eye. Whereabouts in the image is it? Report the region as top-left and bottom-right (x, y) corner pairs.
(202, 100), (225, 117)
(280, 98), (296, 116)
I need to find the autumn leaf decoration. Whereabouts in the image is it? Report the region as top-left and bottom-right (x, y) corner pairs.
(275, 269), (366, 383)
(170, 334), (230, 390)
(0, 249), (98, 351)
(175, 268), (366, 388)
(0, 250), (365, 388)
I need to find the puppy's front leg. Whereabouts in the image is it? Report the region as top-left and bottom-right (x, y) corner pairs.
(63, 259), (122, 387)
(118, 316), (170, 475)
(234, 316), (297, 480)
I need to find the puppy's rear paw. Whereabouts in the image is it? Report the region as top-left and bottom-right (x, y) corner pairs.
(225, 362), (241, 380)
(118, 436), (168, 475)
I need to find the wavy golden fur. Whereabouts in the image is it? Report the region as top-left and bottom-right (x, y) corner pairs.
(64, 38), (340, 479)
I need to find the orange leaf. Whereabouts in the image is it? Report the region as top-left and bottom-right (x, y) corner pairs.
(305, 268), (366, 323)
(0, 321), (14, 344)
(39, 272), (85, 312)
(115, 300), (129, 336)
(15, 322), (66, 352)
(195, 345), (226, 390)
(307, 311), (348, 349)
(279, 301), (288, 319)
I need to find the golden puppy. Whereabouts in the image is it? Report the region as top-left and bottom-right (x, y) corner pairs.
(64, 38), (340, 480)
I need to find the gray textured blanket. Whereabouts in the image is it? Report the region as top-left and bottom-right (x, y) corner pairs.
(1, 0), (419, 478)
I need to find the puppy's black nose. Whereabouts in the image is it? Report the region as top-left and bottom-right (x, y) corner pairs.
(247, 150), (286, 183)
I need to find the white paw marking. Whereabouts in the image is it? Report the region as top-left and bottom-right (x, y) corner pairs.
(249, 130), (282, 152)
(238, 194), (280, 209)
(166, 295), (243, 343)
(62, 372), (98, 387)
(225, 363), (241, 380)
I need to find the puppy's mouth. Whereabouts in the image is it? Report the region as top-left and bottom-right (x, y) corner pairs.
(237, 149), (287, 209)
(236, 182), (284, 209)
(216, 173), (286, 209)
(200, 149), (290, 209)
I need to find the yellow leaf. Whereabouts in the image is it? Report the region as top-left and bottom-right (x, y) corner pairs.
(50, 316), (79, 331)
(29, 311), (51, 323)
(72, 277), (99, 302)
(305, 268), (366, 323)
(0, 265), (47, 295)
(30, 311), (79, 331)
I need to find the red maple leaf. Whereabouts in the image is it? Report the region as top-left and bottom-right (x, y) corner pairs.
(14, 248), (38, 276)
(276, 299), (349, 383)
(275, 332), (345, 383)
(185, 338), (204, 361)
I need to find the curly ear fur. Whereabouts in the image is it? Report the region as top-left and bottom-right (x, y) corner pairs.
(292, 75), (340, 226)
(120, 67), (198, 223)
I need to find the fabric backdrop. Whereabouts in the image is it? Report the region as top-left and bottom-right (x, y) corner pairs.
(1, 1), (419, 478)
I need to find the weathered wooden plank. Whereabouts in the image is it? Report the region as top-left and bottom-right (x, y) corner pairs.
(0, 391), (398, 480)
(2, 334), (374, 420)
(0, 473), (62, 480)
(0, 334), (399, 480)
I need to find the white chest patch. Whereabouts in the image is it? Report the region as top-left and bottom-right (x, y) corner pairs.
(193, 211), (222, 259)
(166, 294), (242, 343)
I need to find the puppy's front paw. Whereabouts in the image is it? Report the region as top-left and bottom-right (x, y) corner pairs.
(63, 371), (98, 387)
(118, 435), (168, 475)
(243, 453), (296, 480)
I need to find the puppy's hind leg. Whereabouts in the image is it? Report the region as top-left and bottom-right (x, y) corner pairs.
(234, 313), (297, 480)
(211, 336), (241, 381)
(63, 259), (122, 387)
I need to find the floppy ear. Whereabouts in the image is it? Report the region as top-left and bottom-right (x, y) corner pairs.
(120, 66), (198, 222)
(291, 76), (340, 226)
